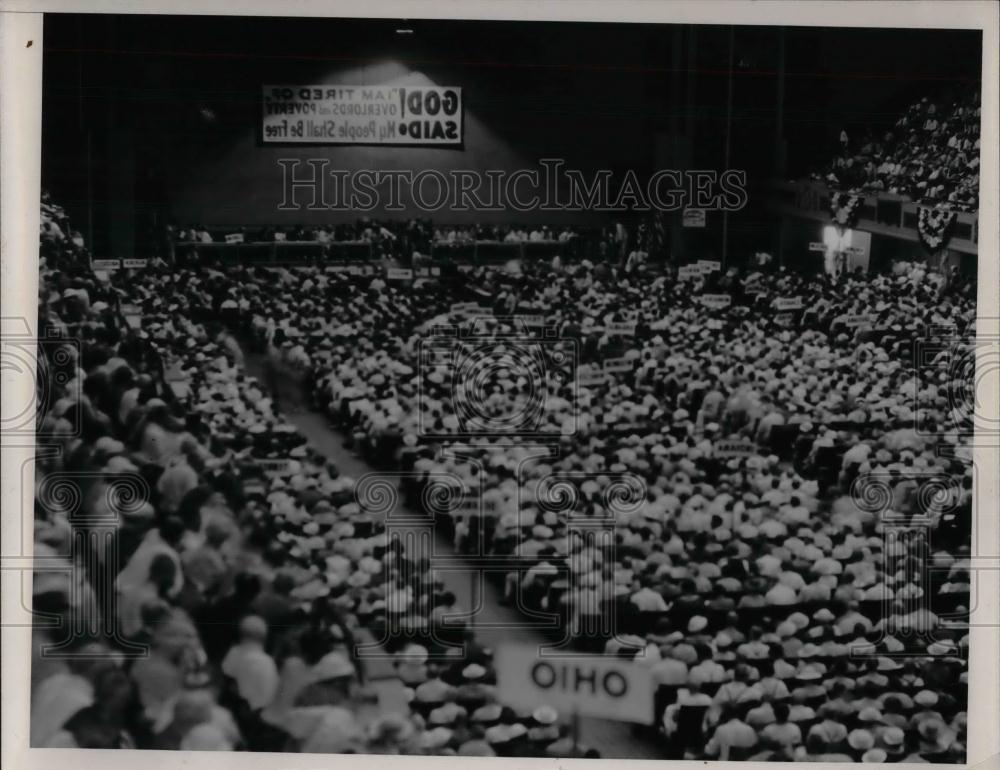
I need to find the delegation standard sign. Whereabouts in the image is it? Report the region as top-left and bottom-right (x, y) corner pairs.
(261, 85), (463, 145)
(494, 642), (655, 724)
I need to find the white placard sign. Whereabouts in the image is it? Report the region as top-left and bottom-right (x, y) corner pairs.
(700, 294), (732, 309)
(607, 321), (637, 336)
(678, 265), (703, 279)
(715, 439), (757, 458)
(604, 357), (633, 373)
(262, 85), (463, 145)
(257, 458), (292, 476)
(579, 370), (609, 387)
(495, 643), (655, 725)
(386, 268), (414, 280)
(773, 297), (803, 311)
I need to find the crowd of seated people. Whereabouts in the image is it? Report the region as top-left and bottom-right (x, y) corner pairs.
(244, 230), (970, 759)
(818, 88), (981, 212)
(33, 198), (611, 757)
(175, 221), (584, 246)
(31, 194), (974, 760)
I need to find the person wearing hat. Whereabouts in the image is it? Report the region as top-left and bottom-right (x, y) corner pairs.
(394, 644), (429, 688)
(457, 726), (497, 756)
(428, 701), (468, 728)
(807, 715), (849, 751)
(713, 664), (754, 708)
(915, 717), (959, 761)
(704, 705), (758, 761)
(631, 579), (669, 612)
(909, 689), (945, 728)
(877, 724), (907, 758)
(413, 669), (455, 715)
(527, 705), (560, 748)
(759, 701), (802, 752)
(453, 664), (495, 711)
(795, 731), (853, 762)
(152, 688), (223, 751)
(179, 723), (234, 751)
(117, 553), (180, 640)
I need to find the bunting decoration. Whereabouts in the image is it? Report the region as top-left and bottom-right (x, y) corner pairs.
(829, 192), (863, 228)
(917, 206), (957, 252)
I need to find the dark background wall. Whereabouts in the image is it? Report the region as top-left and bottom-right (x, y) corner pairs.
(41, 15), (981, 260)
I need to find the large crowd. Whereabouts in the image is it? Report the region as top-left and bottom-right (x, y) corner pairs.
(30, 193), (975, 761)
(820, 88), (981, 212)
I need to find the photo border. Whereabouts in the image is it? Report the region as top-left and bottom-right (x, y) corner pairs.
(2, 3), (997, 770)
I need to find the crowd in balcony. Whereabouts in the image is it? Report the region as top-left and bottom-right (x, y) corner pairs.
(819, 89), (981, 212)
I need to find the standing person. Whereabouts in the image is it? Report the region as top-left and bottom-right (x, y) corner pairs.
(215, 325), (245, 369)
(263, 330), (283, 411)
(614, 221), (629, 268)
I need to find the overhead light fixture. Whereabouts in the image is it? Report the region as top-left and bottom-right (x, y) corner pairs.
(396, 28), (414, 35)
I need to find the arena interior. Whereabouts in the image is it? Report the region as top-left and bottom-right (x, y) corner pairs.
(29, 13), (982, 762)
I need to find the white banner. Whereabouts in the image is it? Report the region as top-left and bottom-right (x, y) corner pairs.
(121, 303), (142, 329)
(495, 643), (655, 725)
(262, 85), (463, 145)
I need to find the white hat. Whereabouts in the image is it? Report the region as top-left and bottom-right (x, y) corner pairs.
(532, 705), (558, 724)
(462, 663), (487, 680)
(310, 651), (355, 682)
(688, 615), (708, 633)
